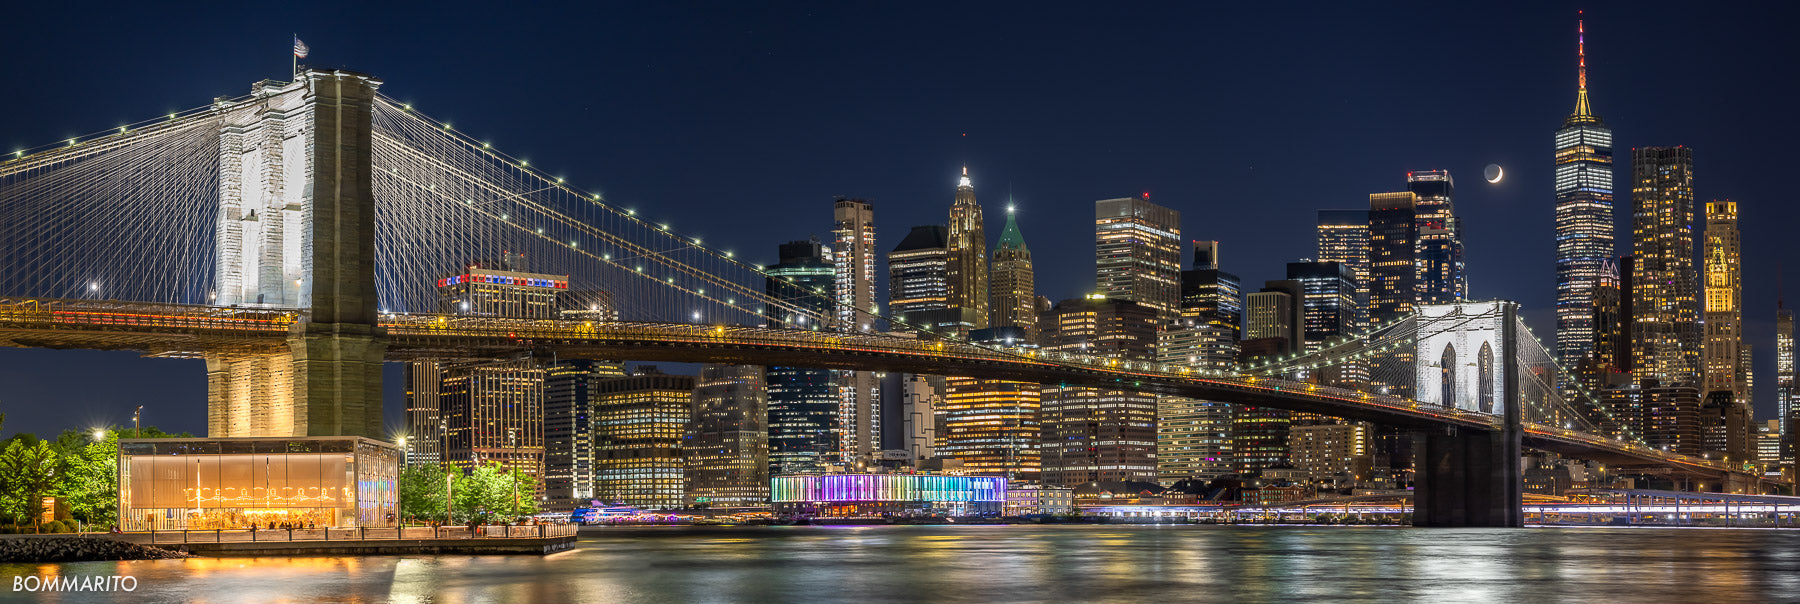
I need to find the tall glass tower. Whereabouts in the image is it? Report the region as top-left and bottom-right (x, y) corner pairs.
(1554, 17), (1616, 371)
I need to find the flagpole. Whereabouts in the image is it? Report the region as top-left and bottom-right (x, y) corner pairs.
(291, 34), (297, 79)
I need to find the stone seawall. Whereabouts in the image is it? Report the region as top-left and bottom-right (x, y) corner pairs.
(0, 536), (192, 563)
(152, 536), (577, 557)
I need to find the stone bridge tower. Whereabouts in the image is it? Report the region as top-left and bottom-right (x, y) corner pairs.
(207, 70), (387, 439)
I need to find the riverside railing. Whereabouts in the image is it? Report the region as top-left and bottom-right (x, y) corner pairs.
(134, 524), (576, 545)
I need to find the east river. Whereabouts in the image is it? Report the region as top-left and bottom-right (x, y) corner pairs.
(5, 525), (1800, 602)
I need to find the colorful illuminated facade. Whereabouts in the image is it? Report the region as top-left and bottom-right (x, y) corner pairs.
(1096, 196), (1182, 321)
(770, 474), (1006, 517)
(118, 437), (398, 530)
(947, 167), (990, 329)
(1554, 17), (1617, 372)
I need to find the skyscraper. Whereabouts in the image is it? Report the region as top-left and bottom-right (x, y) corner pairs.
(1245, 289), (1299, 353)
(684, 364), (769, 508)
(1180, 241), (1243, 340)
(1038, 295), (1160, 486)
(989, 205), (1038, 342)
(412, 265), (573, 494)
(1368, 191), (1420, 325)
(833, 198), (881, 461)
(1155, 321), (1238, 485)
(888, 225), (961, 333)
(1554, 17), (1617, 371)
(1700, 200), (1752, 460)
(1408, 170), (1465, 304)
(942, 328), (1042, 481)
(1701, 200), (1745, 403)
(1779, 306), (1797, 469)
(1288, 261), (1363, 388)
(594, 368), (692, 509)
(1629, 147), (1699, 387)
(947, 167), (990, 329)
(543, 359), (626, 510)
(764, 240), (839, 473)
(1096, 196), (1182, 321)
(1317, 209), (1371, 324)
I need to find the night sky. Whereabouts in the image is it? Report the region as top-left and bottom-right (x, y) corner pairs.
(2, 1), (1797, 438)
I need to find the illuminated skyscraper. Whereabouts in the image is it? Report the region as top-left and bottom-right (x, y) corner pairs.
(1700, 200), (1752, 460)
(1368, 191), (1420, 325)
(764, 240), (839, 473)
(833, 198), (881, 461)
(1155, 321), (1237, 485)
(1779, 307), (1797, 469)
(544, 359), (626, 511)
(1701, 200), (1745, 403)
(889, 225), (962, 333)
(1554, 17), (1617, 371)
(989, 205), (1038, 342)
(594, 368), (693, 509)
(1039, 296), (1159, 486)
(1629, 147), (1699, 387)
(1096, 196), (1182, 321)
(1180, 241), (1242, 340)
(947, 167), (990, 329)
(1408, 170), (1464, 304)
(1317, 209), (1371, 323)
(942, 326), (1042, 481)
(684, 364), (769, 508)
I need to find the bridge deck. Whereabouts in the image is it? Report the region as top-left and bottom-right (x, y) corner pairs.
(0, 299), (1766, 483)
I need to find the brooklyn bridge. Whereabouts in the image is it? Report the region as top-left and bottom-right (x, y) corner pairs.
(0, 69), (1778, 527)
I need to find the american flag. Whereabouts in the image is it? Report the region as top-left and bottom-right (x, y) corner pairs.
(293, 37), (309, 59)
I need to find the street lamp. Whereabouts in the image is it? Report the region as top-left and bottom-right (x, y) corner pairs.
(441, 418), (453, 527)
(91, 428), (106, 441)
(508, 428), (519, 521)
(132, 406), (143, 439)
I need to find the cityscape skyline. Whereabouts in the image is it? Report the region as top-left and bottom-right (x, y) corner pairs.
(1, 3), (1798, 439)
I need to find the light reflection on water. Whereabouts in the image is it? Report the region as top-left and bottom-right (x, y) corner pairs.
(4, 526), (1800, 603)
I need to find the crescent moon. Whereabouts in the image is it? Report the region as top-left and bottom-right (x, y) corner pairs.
(1484, 164), (1504, 184)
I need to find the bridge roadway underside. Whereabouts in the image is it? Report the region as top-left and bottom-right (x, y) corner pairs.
(0, 317), (1754, 484)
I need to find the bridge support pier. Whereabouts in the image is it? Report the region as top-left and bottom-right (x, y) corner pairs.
(206, 69), (388, 440)
(1412, 427), (1522, 527)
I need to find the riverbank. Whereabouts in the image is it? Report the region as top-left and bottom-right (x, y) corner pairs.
(0, 536), (191, 563)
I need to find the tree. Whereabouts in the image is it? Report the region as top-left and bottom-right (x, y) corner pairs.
(398, 464), (449, 523)
(57, 433), (119, 528)
(0, 439), (60, 532)
(450, 462), (540, 523)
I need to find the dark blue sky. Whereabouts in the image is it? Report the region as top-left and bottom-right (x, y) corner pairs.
(2, 1), (1797, 438)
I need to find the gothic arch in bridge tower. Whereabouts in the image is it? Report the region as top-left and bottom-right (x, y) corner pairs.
(1478, 342), (1494, 413)
(1439, 343), (1456, 407)
(1413, 301), (1508, 415)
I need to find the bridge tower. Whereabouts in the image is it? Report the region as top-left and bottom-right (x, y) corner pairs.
(1410, 300), (1524, 527)
(206, 70), (387, 439)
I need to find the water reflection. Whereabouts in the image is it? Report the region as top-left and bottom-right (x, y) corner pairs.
(4, 526), (1800, 602)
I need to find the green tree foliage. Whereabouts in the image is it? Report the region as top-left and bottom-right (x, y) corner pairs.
(56, 433), (119, 527)
(0, 439), (60, 531)
(423, 462), (543, 523)
(398, 463), (449, 523)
